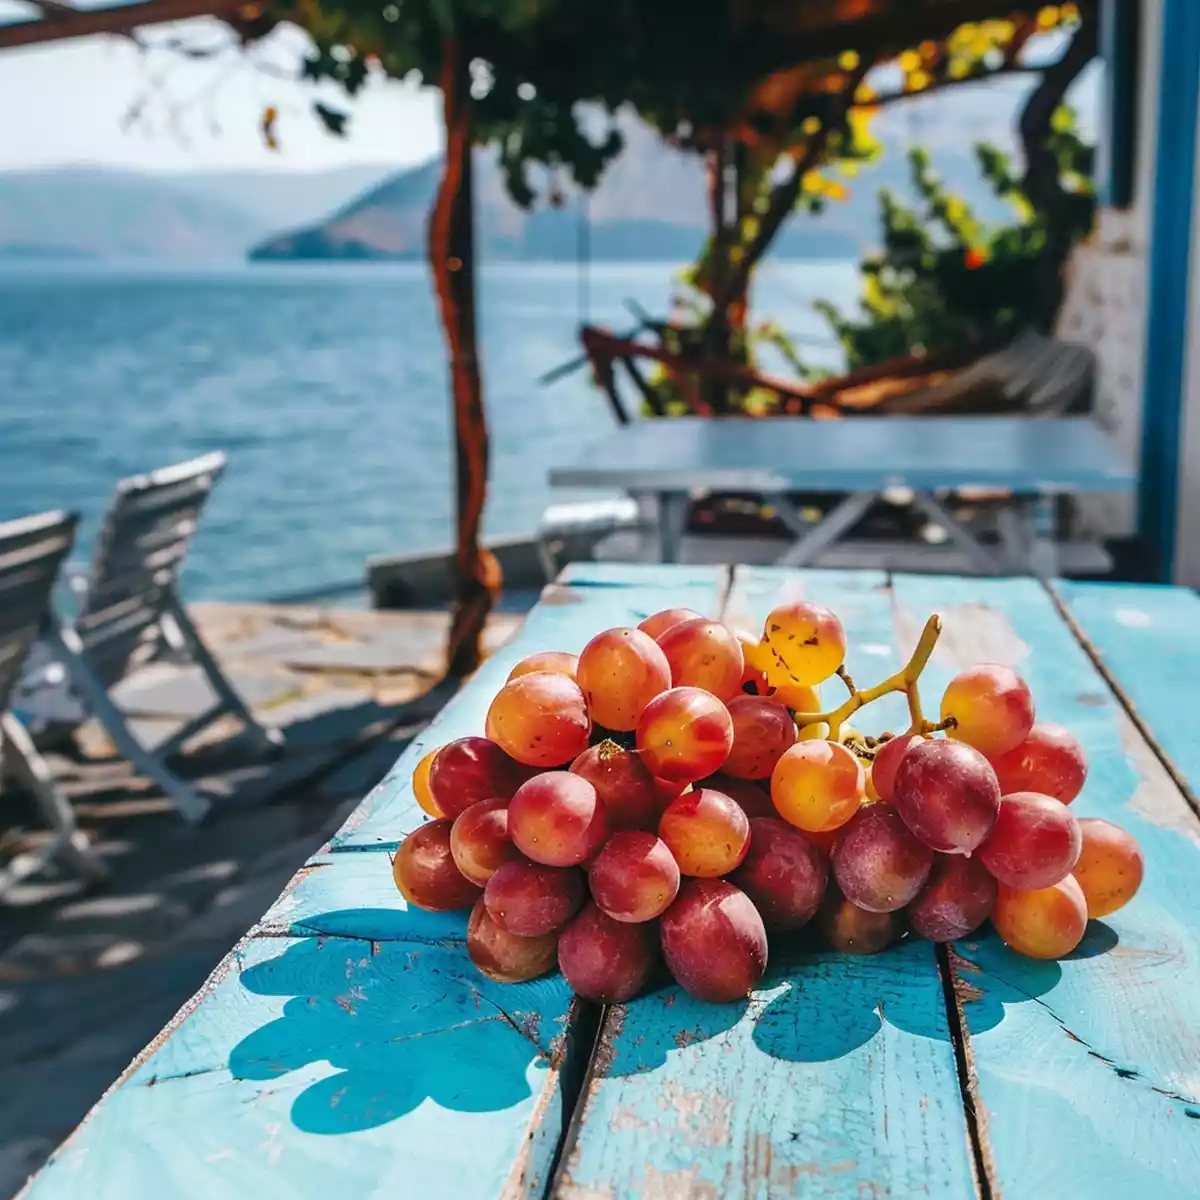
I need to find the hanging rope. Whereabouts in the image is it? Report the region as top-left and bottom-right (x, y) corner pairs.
(577, 190), (591, 327)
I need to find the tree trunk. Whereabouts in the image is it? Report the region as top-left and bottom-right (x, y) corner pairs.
(429, 33), (494, 677)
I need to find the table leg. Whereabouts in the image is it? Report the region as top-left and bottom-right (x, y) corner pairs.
(911, 492), (1006, 575)
(773, 491), (877, 568)
(656, 492), (690, 564)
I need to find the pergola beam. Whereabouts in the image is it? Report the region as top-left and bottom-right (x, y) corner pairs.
(0, 0), (245, 50)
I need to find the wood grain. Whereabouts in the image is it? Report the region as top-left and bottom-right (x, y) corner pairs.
(554, 568), (978, 1199)
(890, 573), (1200, 1196)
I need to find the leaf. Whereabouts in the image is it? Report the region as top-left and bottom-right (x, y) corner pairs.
(313, 102), (348, 136)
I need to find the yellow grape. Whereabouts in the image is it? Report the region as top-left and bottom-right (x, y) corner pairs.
(753, 601), (846, 688)
(770, 740), (864, 833)
(412, 746), (443, 818)
(508, 650), (579, 682)
(941, 664), (1035, 758)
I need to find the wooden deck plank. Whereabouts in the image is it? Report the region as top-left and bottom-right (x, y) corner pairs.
(889, 574), (1200, 1196)
(554, 568), (980, 1199)
(21, 563), (728, 1200)
(1054, 580), (1200, 797)
(335, 562), (730, 851)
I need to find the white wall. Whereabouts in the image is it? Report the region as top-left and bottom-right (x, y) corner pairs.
(1056, 0), (1162, 538)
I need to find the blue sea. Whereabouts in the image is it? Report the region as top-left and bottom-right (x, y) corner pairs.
(0, 261), (857, 601)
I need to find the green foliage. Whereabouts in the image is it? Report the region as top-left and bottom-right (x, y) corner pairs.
(816, 105), (1096, 370)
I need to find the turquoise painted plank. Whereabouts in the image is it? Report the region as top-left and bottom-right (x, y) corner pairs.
(336, 562), (730, 850)
(890, 574), (1200, 1195)
(556, 567), (978, 1199)
(1056, 580), (1200, 790)
(22, 935), (579, 1200)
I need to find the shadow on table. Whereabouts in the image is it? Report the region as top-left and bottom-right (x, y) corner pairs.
(228, 910), (557, 1136)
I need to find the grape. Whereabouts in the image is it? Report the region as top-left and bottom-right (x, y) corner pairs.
(871, 733), (924, 803)
(1071, 817), (1144, 918)
(770, 740), (864, 833)
(636, 687), (734, 782)
(754, 601), (846, 688)
(817, 886), (902, 954)
(796, 719), (831, 741)
(804, 824), (847, 859)
(989, 723), (1087, 804)
(697, 773), (775, 818)
(733, 629), (770, 694)
(450, 798), (522, 885)
(508, 650), (579, 682)
(656, 618), (745, 701)
(575, 626), (671, 732)
(660, 879), (768, 1002)
(833, 804), (933, 912)
(722, 695), (797, 780)
(729, 817), (828, 932)
(508, 771), (609, 866)
(558, 904), (659, 1002)
(991, 875), (1088, 960)
(908, 855), (997, 942)
(467, 900), (559, 982)
(484, 859), (586, 936)
(941, 664), (1036, 758)
(637, 607), (704, 641)
(587, 831), (681, 922)
(393, 820), (482, 912)
(891, 738), (1000, 854)
(412, 746), (444, 818)
(773, 681), (822, 714)
(658, 787), (751, 877)
(977, 791), (1082, 889)
(486, 672), (591, 768)
(427, 736), (531, 820)
(569, 740), (664, 831)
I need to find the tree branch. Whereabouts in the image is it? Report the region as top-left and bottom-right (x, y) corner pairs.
(0, 0), (245, 49)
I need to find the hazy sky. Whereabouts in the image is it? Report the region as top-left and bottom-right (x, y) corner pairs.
(0, 16), (1099, 174)
(0, 17), (442, 171)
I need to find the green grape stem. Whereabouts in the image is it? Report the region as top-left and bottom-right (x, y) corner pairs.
(792, 614), (943, 741)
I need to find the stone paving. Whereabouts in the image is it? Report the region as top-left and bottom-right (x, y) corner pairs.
(0, 601), (523, 1198)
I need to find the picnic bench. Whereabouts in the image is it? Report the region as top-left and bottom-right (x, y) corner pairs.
(548, 415), (1133, 577)
(20, 563), (1200, 1198)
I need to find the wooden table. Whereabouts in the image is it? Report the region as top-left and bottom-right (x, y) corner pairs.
(21, 565), (1200, 1199)
(548, 416), (1135, 575)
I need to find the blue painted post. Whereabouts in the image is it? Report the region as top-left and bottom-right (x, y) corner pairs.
(1137, 0), (1200, 579)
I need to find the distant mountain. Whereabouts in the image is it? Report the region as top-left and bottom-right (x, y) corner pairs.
(250, 115), (1013, 265)
(0, 165), (392, 260)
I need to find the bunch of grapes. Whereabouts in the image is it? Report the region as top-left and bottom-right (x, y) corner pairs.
(393, 602), (1145, 1004)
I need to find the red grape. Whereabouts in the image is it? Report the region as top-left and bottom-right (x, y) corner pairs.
(1072, 817), (1144, 918)
(393, 820), (482, 911)
(428, 736), (531, 820)
(660, 879), (767, 1002)
(992, 875), (1088, 959)
(941, 664), (1035, 757)
(908, 855), (997, 942)
(412, 746), (444, 818)
(977, 791), (1082, 889)
(729, 817), (828, 931)
(587, 831), (681, 922)
(576, 627), (671, 731)
(486, 672), (591, 768)
(733, 629), (770, 694)
(508, 650), (579, 682)
(817, 887), (902, 954)
(834, 804), (933, 913)
(658, 787), (751, 877)
(508, 771), (609, 866)
(450, 798), (522, 885)
(638, 607), (704, 641)
(891, 738), (1000, 854)
(636, 687), (734, 782)
(755, 601), (846, 688)
(770, 740), (864, 832)
(989, 723), (1087, 804)
(569, 740), (664, 831)
(722, 695), (796, 780)
(656, 618), (745, 702)
(871, 733), (924, 803)
(558, 904), (659, 1002)
(698, 773), (775, 818)
(467, 900), (559, 982)
(484, 859), (586, 935)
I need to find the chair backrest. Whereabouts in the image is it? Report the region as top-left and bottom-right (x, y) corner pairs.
(0, 510), (78, 714)
(76, 452), (227, 686)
